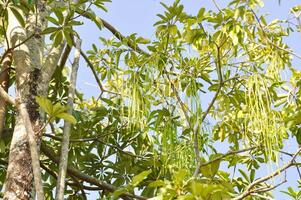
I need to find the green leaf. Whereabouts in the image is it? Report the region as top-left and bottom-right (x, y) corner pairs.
(190, 181), (204, 196)
(112, 188), (126, 198)
(41, 27), (59, 35)
(168, 25), (178, 36)
(63, 30), (73, 46)
(10, 7), (25, 27)
(54, 10), (64, 24)
(239, 169), (250, 183)
(52, 103), (68, 115)
(131, 170), (151, 186)
(137, 37), (150, 44)
(53, 31), (63, 47)
(0, 140), (5, 153)
(296, 128), (301, 145)
(148, 180), (165, 188)
(173, 169), (187, 186)
(35, 96), (53, 115)
(56, 113), (77, 124)
(46, 16), (60, 26)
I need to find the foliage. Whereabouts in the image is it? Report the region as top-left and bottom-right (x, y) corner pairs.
(0, 0), (301, 199)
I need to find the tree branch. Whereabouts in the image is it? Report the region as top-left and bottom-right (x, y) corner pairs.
(0, 50), (12, 137)
(44, 133), (144, 159)
(251, 9), (301, 60)
(40, 142), (147, 200)
(194, 45), (224, 176)
(79, 49), (119, 96)
(41, 162), (101, 192)
(55, 38), (81, 200)
(199, 146), (256, 168)
(232, 147), (301, 200)
(57, 44), (72, 71)
(0, 83), (15, 105)
(77, 10), (149, 56)
(40, 43), (65, 93)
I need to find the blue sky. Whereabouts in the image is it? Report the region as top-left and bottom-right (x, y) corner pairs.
(75, 0), (301, 199)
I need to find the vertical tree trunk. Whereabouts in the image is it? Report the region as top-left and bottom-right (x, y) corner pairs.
(3, 0), (65, 198)
(3, 2), (45, 199)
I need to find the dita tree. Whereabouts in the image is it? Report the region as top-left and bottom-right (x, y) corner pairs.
(0, 0), (301, 199)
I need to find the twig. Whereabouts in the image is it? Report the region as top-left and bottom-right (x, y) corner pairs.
(41, 142), (147, 200)
(57, 43), (72, 70)
(201, 45), (224, 124)
(41, 162), (101, 191)
(251, 179), (287, 194)
(194, 45), (224, 176)
(77, 10), (149, 56)
(199, 146), (256, 168)
(279, 150), (301, 179)
(44, 133), (144, 159)
(79, 49), (119, 96)
(55, 38), (81, 200)
(212, 0), (223, 12)
(232, 147), (301, 200)
(251, 9), (301, 60)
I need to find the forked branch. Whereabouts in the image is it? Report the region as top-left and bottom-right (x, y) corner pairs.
(233, 147), (301, 200)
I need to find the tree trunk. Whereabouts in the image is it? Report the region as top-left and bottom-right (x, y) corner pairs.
(3, 2), (46, 199)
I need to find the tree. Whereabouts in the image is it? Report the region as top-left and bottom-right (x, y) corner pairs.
(0, 0), (301, 199)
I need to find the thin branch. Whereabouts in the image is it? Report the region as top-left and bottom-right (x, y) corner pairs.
(232, 147), (301, 200)
(55, 38), (81, 200)
(279, 150), (301, 180)
(44, 133), (144, 159)
(0, 33), (35, 64)
(194, 45), (224, 176)
(41, 43), (65, 90)
(41, 162), (101, 191)
(0, 83), (15, 105)
(212, 0), (223, 12)
(40, 143), (147, 200)
(57, 43), (72, 70)
(199, 146), (256, 168)
(77, 10), (149, 56)
(11, 33), (35, 51)
(251, 179), (287, 194)
(71, 1), (93, 21)
(251, 9), (301, 60)
(79, 49), (119, 96)
(201, 45), (224, 123)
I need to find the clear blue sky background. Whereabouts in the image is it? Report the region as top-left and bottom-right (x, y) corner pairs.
(75, 0), (301, 199)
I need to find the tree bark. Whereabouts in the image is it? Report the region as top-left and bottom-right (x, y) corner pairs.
(3, 1), (55, 199)
(0, 50), (12, 138)
(55, 38), (81, 200)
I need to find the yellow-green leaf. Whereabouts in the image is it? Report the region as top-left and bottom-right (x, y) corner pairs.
(56, 113), (77, 124)
(52, 103), (68, 115)
(132, 170), (151, 186)
(35, 96), (53, 115)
